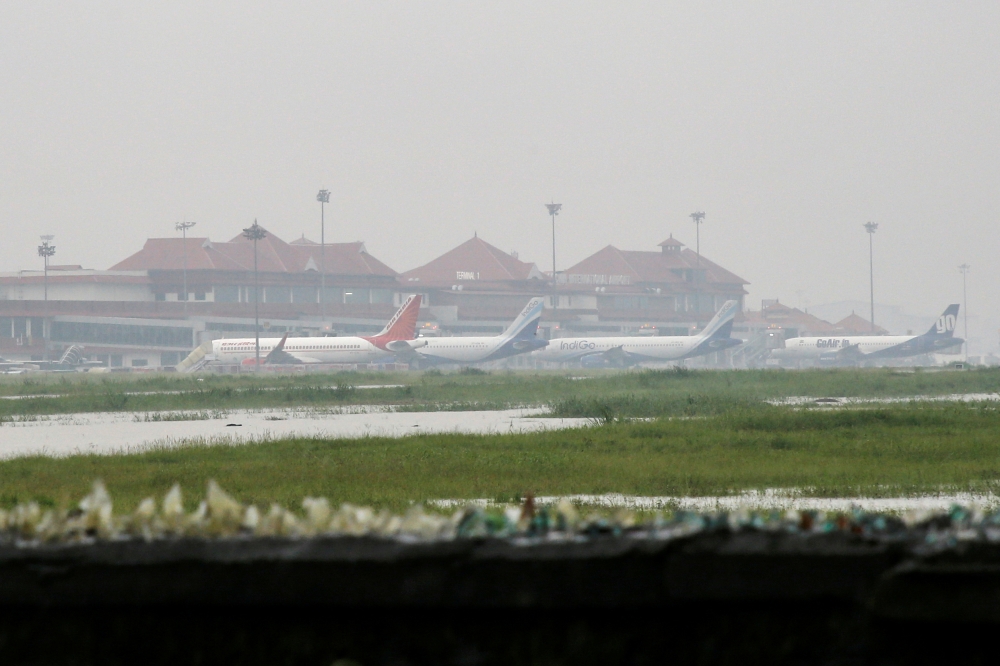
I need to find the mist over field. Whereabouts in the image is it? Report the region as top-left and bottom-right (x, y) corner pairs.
(1, 3), (997, 349)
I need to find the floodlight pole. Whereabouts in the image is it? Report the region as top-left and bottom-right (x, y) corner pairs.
(243, 221), (267, 371)
(546, 203), (562, 311)
(959, 263), (970, 360)
(690, 212), (705, 313)
(317, 189), (330, 324)
(689, 212), (705, 267)
(175, 220), (196, 314)
(37, 236), (55, 362)
(864, 222), (878, 333)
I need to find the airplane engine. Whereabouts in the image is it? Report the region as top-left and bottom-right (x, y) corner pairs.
(385, 339), (429, 352)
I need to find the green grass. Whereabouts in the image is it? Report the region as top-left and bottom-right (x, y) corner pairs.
(2, 366), (1000, 418)
(4, 402), (1000, 512)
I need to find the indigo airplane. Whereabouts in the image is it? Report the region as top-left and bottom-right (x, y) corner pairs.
(769, 304), (963, 364)
(532, 300), (742, 367)
(398, 298), (547, 367)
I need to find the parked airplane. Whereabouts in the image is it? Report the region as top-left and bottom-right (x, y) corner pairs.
(532, 300), (742, 367)
(0, 346), (103, 373)
(397, 298), (547, 367)
(769, 304), (963, 364)
(210, 295), (422, 365)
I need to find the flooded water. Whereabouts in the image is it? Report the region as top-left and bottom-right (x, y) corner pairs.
(769, 393), (1000, 406)
(0, 408), (590, 459)
(431, 489), (1000, 512)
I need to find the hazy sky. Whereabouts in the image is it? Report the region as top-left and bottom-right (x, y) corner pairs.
(2, 3), (998, 345)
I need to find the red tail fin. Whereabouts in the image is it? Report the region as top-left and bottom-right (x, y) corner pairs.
(366, 295), (421, 348)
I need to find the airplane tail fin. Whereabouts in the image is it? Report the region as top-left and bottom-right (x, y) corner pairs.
(374, 295), (422, 341)
(698, 300), (740, 339)
(502, 298), (545, 339)
(924, 304), (960, 337)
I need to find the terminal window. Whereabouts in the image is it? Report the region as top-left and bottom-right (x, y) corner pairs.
(293, 286), (317, 304)
(214, 285), (239, 303)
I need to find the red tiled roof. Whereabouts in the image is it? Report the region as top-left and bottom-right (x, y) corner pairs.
(110, 229), (396, 277)
(744, 302), (839, 334)
(564, 243), (748, 287)
(401, 236), (545, 285)
(835, 313), (888, 335)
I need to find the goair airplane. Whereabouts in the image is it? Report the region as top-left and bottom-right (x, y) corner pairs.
(398, 298), (548, 367)
(211, 295), (422, 365)
(532, 300), (743, 367)
(769, 304), (963, 364)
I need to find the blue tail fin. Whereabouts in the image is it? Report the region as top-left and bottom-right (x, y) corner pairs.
(924, 304), (960, 337)
(699, 300), (740, 339)
(503, 298), (545, 339)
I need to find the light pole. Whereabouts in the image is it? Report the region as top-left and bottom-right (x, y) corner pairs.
(37, 236), (55, 362)
(546, 203), (562, 278)
(546, 203), (562, 312)
(175, 220), (196, 313)
(690, 211), (705, 313)
(317, 189), (330, 323)
(689, 212), (705, 266)
(243, 220), (267, 371)
(864, 222), (878, 333)
(959, 263), (970, 360)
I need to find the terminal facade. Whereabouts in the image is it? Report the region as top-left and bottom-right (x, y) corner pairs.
(0, 227), (749, 368)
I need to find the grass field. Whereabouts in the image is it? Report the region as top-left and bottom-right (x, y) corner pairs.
(4, 402), (1000, 512)
(2, 366), (1000, 419)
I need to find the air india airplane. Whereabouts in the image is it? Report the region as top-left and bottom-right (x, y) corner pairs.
(211, 295), (421, 365)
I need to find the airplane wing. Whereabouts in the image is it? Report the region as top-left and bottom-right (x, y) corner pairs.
(384, 339), (428, 359)
(578, 346), (636, 368)
(830, 344), (866, 364)
(263, 334), (307, 364)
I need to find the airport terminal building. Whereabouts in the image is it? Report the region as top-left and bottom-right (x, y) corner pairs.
(0, 227), (748, 368)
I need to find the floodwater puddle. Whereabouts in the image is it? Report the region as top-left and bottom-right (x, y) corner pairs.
(0, 407), (588, 459)
(768, 393), (1000, 407)
(430, 489), (1000, 512)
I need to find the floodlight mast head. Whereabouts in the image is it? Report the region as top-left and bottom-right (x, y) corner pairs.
(546, 203), (562, 216)
(317, 189), (330, 204)
(175, 221), (196, 233)
(243, 221), (267, 242)
(689, 211), (705, 224)
(864, 221), (878, 234)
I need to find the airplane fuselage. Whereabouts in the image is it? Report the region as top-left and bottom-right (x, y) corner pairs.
(212, 336), (388, 365)
(771, 334), (963, 361)
(415, 335), (547, 365)
(533, 334), (739, 364)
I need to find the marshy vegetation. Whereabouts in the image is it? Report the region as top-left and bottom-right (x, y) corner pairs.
(1, 366), (999, 419)
(3, 401), (1000, 512)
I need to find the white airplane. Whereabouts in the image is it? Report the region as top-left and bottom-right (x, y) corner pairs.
(532, 300), (742, 367)
(211, 295), (422, 365)
(398, 298), (548, 367)
(769, 304), (963, 364)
